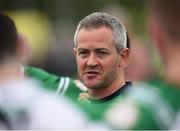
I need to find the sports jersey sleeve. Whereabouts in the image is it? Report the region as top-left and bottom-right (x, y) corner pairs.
(25, 66), (87, 100)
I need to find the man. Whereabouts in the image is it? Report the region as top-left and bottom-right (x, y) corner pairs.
(73, 12), (132, 121)
(0, 12), (94, 130)
(105, 0), (180, 129)
(24, 12), (131, 122)
(23, 12), (132, 123)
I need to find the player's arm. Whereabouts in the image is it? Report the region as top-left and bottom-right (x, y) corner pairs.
(25, 66), (87, 100)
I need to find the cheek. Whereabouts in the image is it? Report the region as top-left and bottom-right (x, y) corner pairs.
(103, 58), (119, 68)
(76, 58), (86, 69)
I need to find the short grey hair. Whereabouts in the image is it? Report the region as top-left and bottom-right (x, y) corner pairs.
(74, 12), (127, 52)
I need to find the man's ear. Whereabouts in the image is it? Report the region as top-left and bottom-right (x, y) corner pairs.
(119, 48), (130, 67)
(16, 34), (32, 64)
(73, 47), (77, 56)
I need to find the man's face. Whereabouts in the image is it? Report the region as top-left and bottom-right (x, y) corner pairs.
(74, 27), (121, 89)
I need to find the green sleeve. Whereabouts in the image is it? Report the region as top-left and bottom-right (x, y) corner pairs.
(25, 66), (85, 100)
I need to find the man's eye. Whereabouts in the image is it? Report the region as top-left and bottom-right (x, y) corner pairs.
(79, 52), (86, 55)
(96, 51), (109, 58)
(97, 52), (107, 55)
(78, 51), (88, 57)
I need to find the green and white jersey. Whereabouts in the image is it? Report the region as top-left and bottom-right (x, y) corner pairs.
(105, 78), (180, 130)
(25, 66), (87, 101)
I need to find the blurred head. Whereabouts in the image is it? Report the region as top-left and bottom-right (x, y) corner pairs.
(126, 40), (154, 82)
(0, 13), (30, 65)
(74, 12), (129, 90)
(0, 12), (18, 63)
(148, 0), (180, 64)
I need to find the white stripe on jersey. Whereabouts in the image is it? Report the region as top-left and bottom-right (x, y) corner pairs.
(55, 78), (65, 96)
(132, 83), (175, 129)
(61, 77), (70, 96)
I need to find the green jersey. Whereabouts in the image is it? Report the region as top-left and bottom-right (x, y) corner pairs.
(105, 77), (180, 129)
(25, 66), (87, 101)
(77, 82), (133, 122)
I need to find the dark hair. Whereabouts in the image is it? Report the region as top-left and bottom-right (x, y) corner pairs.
(0, 12), (18, 61)
(126, 32), (130, 49)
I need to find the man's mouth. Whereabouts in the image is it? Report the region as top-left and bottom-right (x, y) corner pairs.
(85, 71), (99, 77)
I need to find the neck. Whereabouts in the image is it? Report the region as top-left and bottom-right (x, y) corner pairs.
(88, 71), (126, 100)
(0, 60), (23, 84)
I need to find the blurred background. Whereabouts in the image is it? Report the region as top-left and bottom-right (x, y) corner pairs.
(0, 0), (162, 81)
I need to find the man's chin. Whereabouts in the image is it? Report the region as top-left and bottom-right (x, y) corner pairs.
(84, 82), (101, 89)
(82, 77), (102, 89)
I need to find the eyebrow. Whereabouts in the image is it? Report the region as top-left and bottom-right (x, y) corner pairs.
(96, 48), (108, 51)
(78, 48), (110, 54)
(78, 48), (89, 52)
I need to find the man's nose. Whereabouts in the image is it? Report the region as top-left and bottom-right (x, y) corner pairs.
(86, 53), (98, 66)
